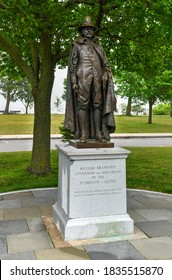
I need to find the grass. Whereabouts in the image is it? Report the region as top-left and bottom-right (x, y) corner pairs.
(0, 114), (65, 135)
(126, 147), (172, 194)
(0, 114), (172, 135)
(115, 115), (172, 133)
(0, 150), (58, 193)
(0, 147), (172, 194)
(0, 114), (34, 135)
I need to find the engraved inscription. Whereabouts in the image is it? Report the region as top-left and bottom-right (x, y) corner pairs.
(73, 163), (122, 198)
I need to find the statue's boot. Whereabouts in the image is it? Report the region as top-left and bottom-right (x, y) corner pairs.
(78, 109), (86, 142)
(94, 108), (105, 142)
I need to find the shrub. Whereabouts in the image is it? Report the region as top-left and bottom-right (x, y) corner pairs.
(153, 103), (170, 115)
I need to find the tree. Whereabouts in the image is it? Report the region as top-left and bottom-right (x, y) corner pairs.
(115, 71), (144, 116)
(120, 103), (127, 115)
(0, 78), (20, 113)
(170, 102), (172, 117)
(54, 96), (61, 113)
(0, 52), (25, 113)
(61, 78), (67, 102)
(16, 79), (33, 114)
(0, 0), (78, 174)
(141, 69), (172, 123)
(0, 77), (33, 114)
(0, 0), (171, 174)
(113, 1), (172, 123)
(131, 102), (146, 115)
(115, 64), (172, 123)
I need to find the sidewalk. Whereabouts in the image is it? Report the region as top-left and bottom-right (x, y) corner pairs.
(0, 188), (172, 260)
(1, 133), (172, 140)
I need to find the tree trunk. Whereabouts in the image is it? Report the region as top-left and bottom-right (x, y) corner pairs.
(148, 100), (153, 124)
(27, 30), (56, 175)
(4, 90), (10, 114)
(28, 71), (54, 175)
(126, 96), (132, 116)
(170, 104), (172, 117)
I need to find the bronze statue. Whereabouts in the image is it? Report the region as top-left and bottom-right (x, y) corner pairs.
(64, 16), (116, 143)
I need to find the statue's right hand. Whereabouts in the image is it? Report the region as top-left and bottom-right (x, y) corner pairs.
(72, 83), (79, 93)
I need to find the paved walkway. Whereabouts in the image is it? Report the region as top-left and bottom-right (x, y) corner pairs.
(0, 188), (172, 260)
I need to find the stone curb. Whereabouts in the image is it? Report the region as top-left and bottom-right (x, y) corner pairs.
(1, 133), (172, 140)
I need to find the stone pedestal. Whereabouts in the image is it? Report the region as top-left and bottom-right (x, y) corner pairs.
(52, 144), (134, 240)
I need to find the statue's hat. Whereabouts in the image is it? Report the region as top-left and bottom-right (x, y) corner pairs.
(77, 16), (98, 33)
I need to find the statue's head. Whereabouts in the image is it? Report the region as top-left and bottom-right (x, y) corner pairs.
(77, 16), (98, 35)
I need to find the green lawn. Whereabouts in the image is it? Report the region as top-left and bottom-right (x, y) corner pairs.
(115, 115), (172, 133)
(126, 147), (172, 194)
(0, 147), (172, 194)
(0, 114), (64, 135)
(0, 114), (172, 135)
(0, 150), (58, 193)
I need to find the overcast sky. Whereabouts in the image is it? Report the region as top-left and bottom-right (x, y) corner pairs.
(0, 67), (67, 114)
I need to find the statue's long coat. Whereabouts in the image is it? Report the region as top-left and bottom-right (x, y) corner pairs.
(64, 35), (116, 139)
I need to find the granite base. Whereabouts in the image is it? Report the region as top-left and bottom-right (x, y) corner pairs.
(52, 144), (134, 240)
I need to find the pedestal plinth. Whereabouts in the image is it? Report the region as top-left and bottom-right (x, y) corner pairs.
(52, 144), (134, 240)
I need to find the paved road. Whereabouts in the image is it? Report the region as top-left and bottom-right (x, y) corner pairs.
(0, 137), (172, 152)
(114, 137), (172, 147)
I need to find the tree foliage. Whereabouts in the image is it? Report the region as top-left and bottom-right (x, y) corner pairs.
(61, 78), (67, 102)
(0, 0), (171, 174)
(0, 77), (19, 113)
(0, 77), (32, 114)
(15, 79), (33, 114)
(54, 96), (61, 112)
(153, 103), (171, 115)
